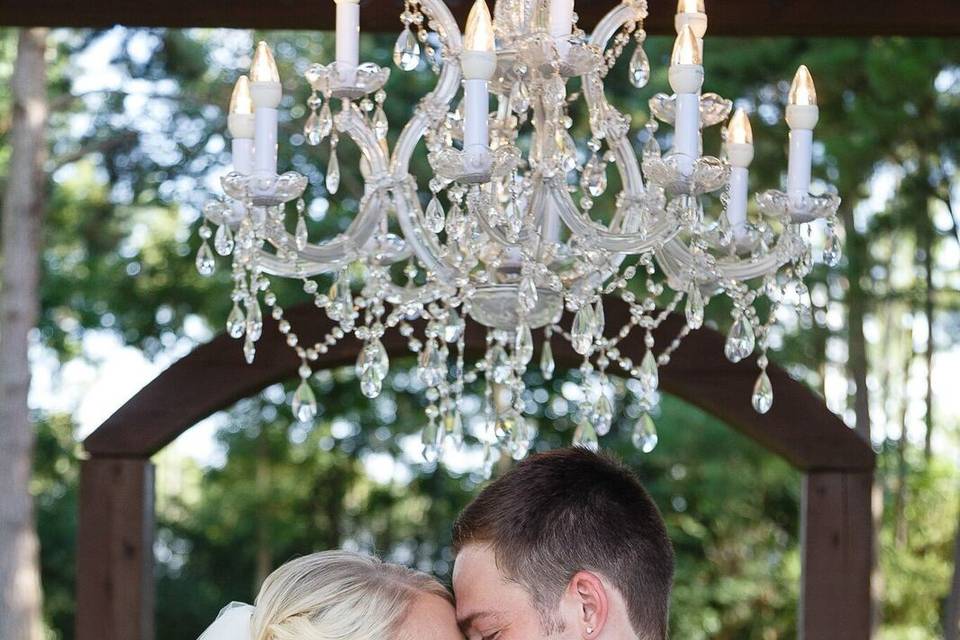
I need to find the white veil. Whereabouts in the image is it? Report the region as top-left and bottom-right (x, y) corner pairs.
(197, 602), (255, 640)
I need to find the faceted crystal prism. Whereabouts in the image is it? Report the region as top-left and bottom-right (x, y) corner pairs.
(195, 242), (215, 276)
(592, 395), (614, 436)
(226, 303), (245, 339)
(393, 28), (421, 72)
(292, 380), (318, 422)
(685, 287), (705, 329)
(629, 46), (651, 89)
(632, 413), (658, 453)
(752, 370), (774, 414)
(540, 340), (556, 380)
(571, 305), (596, 355)
(724, 314), (756, 363)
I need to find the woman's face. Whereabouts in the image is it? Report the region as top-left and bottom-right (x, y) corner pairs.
(400, 593), (464, 640)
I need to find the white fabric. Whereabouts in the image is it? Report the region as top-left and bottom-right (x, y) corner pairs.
(197, 602), (255, 640)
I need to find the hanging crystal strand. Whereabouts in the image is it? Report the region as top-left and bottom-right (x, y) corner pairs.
(195, 223), (215, 276)
(326, 133), (341, 195)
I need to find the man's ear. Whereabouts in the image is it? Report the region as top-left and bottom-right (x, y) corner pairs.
(567, 571), (609, 639)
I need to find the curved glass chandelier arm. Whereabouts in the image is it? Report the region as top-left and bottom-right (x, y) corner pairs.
(591, 1), (648, 50)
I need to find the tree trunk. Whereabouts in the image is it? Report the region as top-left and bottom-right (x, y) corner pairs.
(844, 210), (871, 443)
(922, 223), (935, 461)
(945, 497), (960, 640)
(253, 428), (272, 592)
(0, 28), (48, 640)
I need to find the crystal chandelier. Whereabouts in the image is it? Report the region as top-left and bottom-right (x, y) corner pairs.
(196, 0), (841, 467)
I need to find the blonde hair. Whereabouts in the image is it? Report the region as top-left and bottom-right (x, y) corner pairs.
(250, 551), (451, 640)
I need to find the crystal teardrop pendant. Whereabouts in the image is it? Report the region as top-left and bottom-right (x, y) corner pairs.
(592, 394), (614, 436)
(326, 147), (341, 194)
(292, 379), (318, 422)
(540, 340), (556, 380)
(195, 241), (215, 276)
(593, 298), (605, 338)
(632, 412), (658, 453)
(304, 110), (322, 146)
(421, 419), (443, 463)
(243, 335), (256, 364)
(752, 370), (773, 414)
(214, 224), (234, 256)
(573, 420), (599, 451)
(425, 196), (445, 233)
(442, 311), (464, 343)
(226, 302), (245, 339)
(245, 297), (263, 342)
(515, 325), (534, 366)
(629, 45), (651, 88)
(639, 349), (659, 395)
(372, 106), (388, 140)
(491, 344), (512, 384)
(317, 103), (333, 141)
(518, 275), (538, 312)
(823, 226), (842, 267)
(446, 411), (465, 449)
(360, 366), (383, 398)
(418, 342), (444, 387)
(685, 287), (705, 329)
(724, 314), (756, 363)
(393, 28), (421, 71)
(571, 305), (596, 355)
(295, 216), (309, 251)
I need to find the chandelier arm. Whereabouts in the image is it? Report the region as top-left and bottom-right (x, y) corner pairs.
(591, 1), (648, 50)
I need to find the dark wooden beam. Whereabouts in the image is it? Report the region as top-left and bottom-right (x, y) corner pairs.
(83, 298), (875, 472)
(1, 0), (958, 36)
(800, 471), (874, 639)
(76, 458), (155, 640)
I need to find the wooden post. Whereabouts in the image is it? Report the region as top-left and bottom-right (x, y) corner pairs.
(800, 471), (873, 639)
(76, 457), (155, 640)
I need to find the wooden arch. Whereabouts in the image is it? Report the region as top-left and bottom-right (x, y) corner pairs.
(77, 297), (874, 640)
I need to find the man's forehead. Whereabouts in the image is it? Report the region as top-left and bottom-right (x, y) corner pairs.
(453, 545), (514, 625)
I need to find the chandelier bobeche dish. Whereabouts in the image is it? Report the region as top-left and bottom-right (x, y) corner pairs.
(196, 0), (841, 469)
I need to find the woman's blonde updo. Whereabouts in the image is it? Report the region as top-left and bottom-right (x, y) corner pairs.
(250, 551), (451, 640)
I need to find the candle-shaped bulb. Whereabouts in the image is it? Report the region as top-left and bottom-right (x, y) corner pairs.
(250, 41), (280, 83)
(464, 0), (495, 52)
(789, 65), (817, 106)
(671, 26), (702, 66)
(677, 0), (705, 13)
(229, 76), (253, 116)
(728, 108), (753, 145)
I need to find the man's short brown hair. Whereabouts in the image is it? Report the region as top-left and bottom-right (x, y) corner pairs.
(452, 447), (674, 640)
